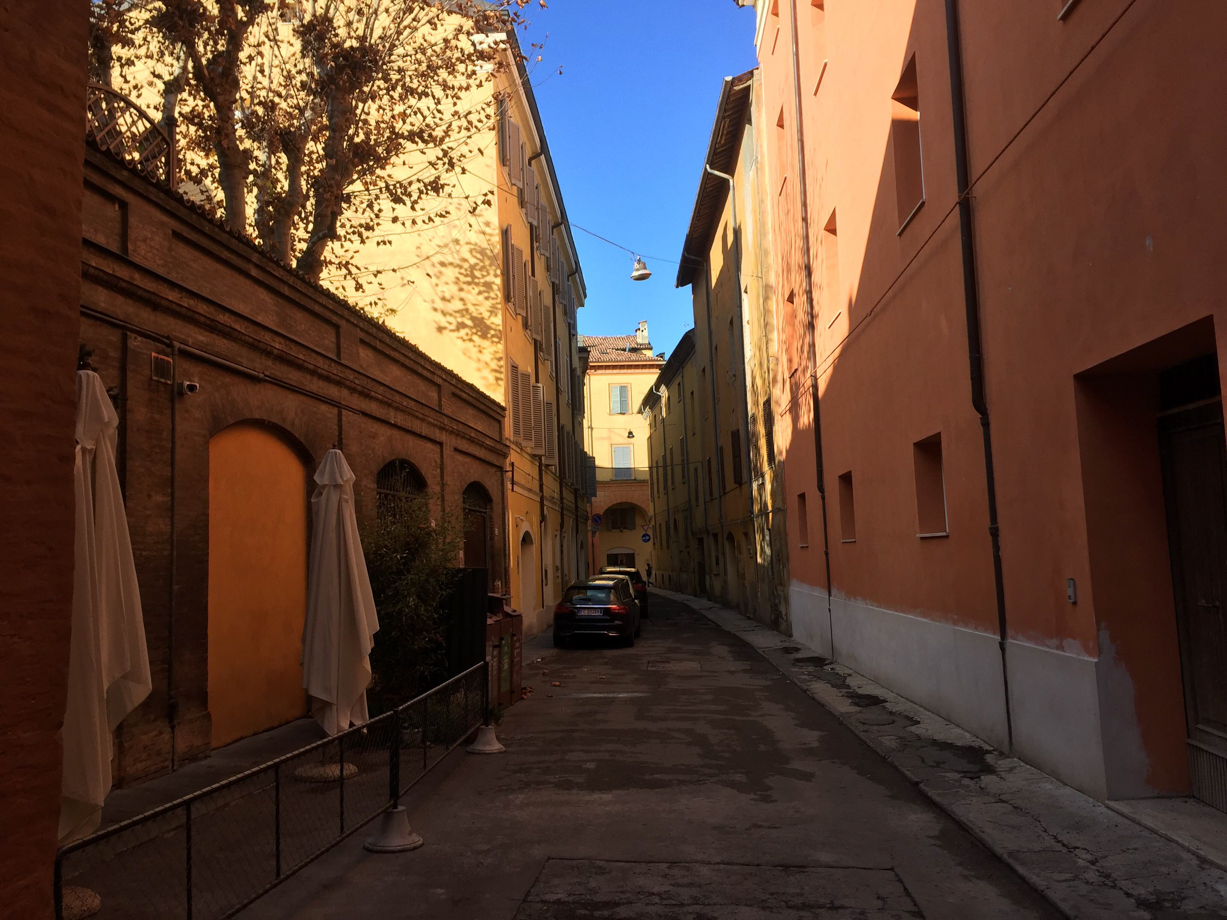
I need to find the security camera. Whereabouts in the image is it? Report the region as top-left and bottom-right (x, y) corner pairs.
(177, 381), (200, 396)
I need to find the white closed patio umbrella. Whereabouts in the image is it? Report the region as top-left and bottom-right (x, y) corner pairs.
(60, 371), (152, 844)
(301, 449), (380, 736)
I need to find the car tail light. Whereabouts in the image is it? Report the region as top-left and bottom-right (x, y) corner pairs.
(554, 603), (575, 615)
(609, 605), (629, 616)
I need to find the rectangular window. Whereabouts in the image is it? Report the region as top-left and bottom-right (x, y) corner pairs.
(718, 446), (727, 492)
(690, 391), (696, 433)
(607, 506), (635, 531)
(610, 384), (630, 415)
(612, 444), (633, 480)
(913, 433), (948, 536)
(731, 429), (744, 485)
(797, 492), (810, 548)
(762, 397), (775, 467)
(892, 56), (925, 232)
(669, 447), (675, 487)
(838, 471), (856, 542)
(823, 209), (841, 318)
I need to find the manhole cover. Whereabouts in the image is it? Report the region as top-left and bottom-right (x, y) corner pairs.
(646, 660), (702, 672)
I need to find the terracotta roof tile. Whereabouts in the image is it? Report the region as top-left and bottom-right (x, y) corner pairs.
(579, 335), (663, 365)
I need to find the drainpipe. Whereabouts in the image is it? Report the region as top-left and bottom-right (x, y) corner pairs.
(787, 0), (834, 651)
(944, 0), (1014, 750)
(167, 341), (180, 768)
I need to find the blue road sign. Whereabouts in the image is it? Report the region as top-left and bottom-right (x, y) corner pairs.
(641, 533), (651, 543)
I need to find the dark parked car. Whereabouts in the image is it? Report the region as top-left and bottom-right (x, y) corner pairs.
(599, 566), (649, 615)
(553, 579), (642, 648)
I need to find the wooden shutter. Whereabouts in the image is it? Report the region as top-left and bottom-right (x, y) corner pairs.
(532, 284), (544, 343)
(538, 203), (549, 253)
(510, 359), (522, 442)
(585, 454), (597, 499)
(762, 397), (775, 468)
(526, 170), (538, 227)
(517, 254), (528, 317)
(544, 400), (557, 466)
(501, 226), (512, 304)
(531, 383), (545, 455)
(497, 96), (509, 167)
(731, 429), (743, 486)
(544, 295), (554, 358)
(748, 414), (759, 480)
(509, 120), (523, 188)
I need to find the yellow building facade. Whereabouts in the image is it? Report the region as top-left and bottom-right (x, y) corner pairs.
(661, 68), (790, 629)
(336, 33), (589, 633)
(581, 325), (663, 578)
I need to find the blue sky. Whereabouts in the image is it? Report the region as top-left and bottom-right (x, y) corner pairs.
(522, 1), (759, 359)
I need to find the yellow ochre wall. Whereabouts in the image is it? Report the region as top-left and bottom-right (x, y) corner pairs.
(207, 423), (308, 747)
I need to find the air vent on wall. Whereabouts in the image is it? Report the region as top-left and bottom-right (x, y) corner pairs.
(151, 352), (174, 384)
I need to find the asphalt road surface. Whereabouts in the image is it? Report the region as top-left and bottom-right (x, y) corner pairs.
(247, 593), (1060, 919)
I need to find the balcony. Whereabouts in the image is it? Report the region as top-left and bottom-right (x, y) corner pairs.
(594, 465), (649, 483)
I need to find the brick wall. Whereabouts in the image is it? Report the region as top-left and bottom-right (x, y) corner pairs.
(80, 149), (509, 782)
(0, 4), (88, 916)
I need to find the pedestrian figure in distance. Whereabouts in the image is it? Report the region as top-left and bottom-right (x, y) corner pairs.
(646, 561), (653, 585)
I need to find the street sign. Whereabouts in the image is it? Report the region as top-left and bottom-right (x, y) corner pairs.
(641, 533), (651, 543)
(592, 513), (603, 525)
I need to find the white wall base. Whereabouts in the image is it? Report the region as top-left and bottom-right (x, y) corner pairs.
(788, 579), (1112, 799)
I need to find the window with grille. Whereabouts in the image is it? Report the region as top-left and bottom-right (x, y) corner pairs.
(376, 459), (426, 520)
(606, 506), (636, 531)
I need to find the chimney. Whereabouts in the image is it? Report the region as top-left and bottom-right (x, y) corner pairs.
(636, 320), (649, 347)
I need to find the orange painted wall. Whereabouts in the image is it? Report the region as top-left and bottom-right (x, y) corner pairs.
(207, 424), (309, 747)
(754, 0), (1226, 796)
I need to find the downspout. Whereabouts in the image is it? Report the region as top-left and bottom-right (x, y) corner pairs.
(944, 0), (1014, 749)
(788, 0), (834, 651)
(167, 341), (179, 768)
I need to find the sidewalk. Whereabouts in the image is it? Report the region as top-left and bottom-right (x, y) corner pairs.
(653, 588), (1227, 919)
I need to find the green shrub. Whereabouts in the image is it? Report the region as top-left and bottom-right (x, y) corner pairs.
(361, 495), (462, 714)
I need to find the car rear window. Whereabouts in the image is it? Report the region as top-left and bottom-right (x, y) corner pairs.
(563, 586), (615, 604)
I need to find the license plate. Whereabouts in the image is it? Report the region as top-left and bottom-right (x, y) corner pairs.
(576, 607), (602, 617)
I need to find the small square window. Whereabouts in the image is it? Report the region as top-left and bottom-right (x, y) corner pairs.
(892, 56), (925, 232)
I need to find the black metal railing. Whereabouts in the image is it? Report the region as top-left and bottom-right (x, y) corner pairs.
(85, 82), (176, 189)
(54, 662), (487, 920)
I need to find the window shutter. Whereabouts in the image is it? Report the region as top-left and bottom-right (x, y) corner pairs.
(585, 454), (597, 499)
(526, 170), (538, 226)
(748, 414), (759, 481)
(520, 371), (533, 445)
(518, 256), (529, 318)
(531, 383), (546, 455)
(538, 203), (549, 252)
(544, 295), (554, 357)
(497, 96), (509, 167)
(532, 284), (544, 343)
(544, 400), (557, 466)
(501, 226), (512, 304)
(510, 359), (522, 442)
(509, 120), (523, 188)
(763, 397), (775, 468)
(731, 429), (744, 486)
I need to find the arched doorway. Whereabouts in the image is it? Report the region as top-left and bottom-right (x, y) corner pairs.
(519, 531), (536, 614)
(208, 422), (308, 747)
(376, 458), (426, 521)
(462, 482), (492, 573)
(724, 532), (740, 610)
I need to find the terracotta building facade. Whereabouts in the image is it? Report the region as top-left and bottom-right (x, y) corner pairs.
(751, 0), (1227, 810)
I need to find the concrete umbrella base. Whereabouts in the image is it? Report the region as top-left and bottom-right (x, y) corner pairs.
(363, 807), (424, 853)
(62, 886), (102, 919)
(467, 724), (505, 754)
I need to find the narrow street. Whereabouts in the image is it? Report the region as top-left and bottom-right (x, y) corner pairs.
(247, 594), (1058, 919)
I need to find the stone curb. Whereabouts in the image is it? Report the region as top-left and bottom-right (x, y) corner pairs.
(653, 589), (1227, 919)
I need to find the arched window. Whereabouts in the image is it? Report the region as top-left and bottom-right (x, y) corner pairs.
(462, 482), (492, 570)
(376, 459), (426, 520)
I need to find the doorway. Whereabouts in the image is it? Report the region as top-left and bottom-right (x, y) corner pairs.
(519, 531), (536, 615)
(207, 422), (308, 748)
(1159, 355), (1227, 812)
(724, 532), (740, 610)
